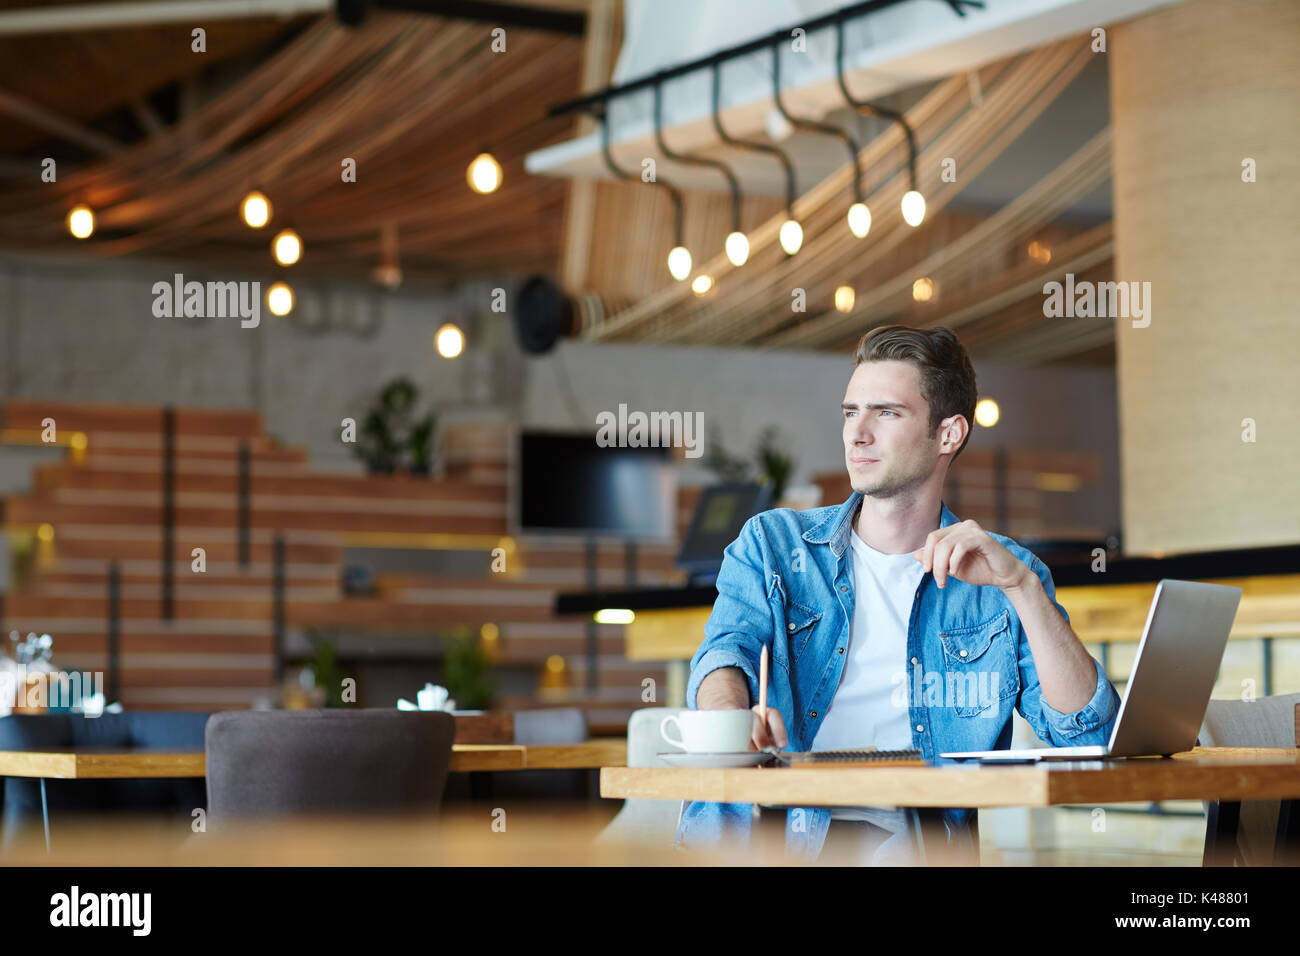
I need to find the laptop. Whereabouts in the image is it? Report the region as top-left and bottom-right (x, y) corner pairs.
(939, 579), (1243, 762)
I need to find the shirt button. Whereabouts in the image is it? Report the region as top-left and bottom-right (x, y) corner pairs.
(839, 585), (848, 592)
(916, 725), (925, 733)
(910, 656), (919, 665)
(811, 710), (818, 718)
(959, 649), (968, 658)
(838, 647), (844, 654)
(788, 623), (797, 631)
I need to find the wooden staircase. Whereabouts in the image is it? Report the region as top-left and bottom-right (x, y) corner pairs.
(1, 402), (685, 720)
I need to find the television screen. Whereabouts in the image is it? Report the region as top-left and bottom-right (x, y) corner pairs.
(516, 431), (675, 539)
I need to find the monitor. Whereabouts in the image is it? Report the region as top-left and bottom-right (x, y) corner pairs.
(515, 431), (675, 540)
(676, 482), (773, 577)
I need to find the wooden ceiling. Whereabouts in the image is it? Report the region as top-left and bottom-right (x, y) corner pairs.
(0, 3), (584, 281)
(0, 1), (1114, 365)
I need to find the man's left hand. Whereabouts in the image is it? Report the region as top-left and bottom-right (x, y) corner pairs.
(912, 519), (1034, 592)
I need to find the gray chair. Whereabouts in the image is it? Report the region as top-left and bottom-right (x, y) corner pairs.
(205, 709), (455, 824)
(1198, 693), (1300, 866)
(596, 707), (687, 846)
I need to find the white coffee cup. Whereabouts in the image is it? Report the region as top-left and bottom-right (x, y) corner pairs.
(660, 709), (755, 754)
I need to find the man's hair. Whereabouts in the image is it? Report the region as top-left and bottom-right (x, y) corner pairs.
(852, 325), (978, 461)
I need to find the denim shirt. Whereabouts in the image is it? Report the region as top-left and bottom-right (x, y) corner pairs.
(673, 491), (1120, 860)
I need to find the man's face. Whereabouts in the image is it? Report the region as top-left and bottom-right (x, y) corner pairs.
(841, 360), (946, 498)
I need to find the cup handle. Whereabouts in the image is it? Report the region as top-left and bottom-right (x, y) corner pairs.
(660, 714), (687, 750)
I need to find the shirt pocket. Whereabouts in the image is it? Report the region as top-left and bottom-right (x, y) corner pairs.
(938, 609), (1019, 717)
(767, 572), (823, 666)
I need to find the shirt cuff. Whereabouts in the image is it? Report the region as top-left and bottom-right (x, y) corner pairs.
(1038, 657), (1119, 738)
(686, 647), (759, 710)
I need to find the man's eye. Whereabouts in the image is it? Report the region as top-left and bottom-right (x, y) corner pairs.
(880, 410), (895, 417)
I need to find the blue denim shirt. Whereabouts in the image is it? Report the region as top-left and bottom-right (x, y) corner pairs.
(673, 491), (1120, 860)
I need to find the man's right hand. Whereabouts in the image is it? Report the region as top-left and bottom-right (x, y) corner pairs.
(696, 667), (788, 751)
(750, 704), (788, 751)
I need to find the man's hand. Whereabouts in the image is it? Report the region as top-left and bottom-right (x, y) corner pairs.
(696, 667), (789, 751)
(750, 704), (788, 751)
(912, 518), (1034, 592)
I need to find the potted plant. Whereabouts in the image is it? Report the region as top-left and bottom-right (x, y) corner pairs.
(352, 377), (438, 475)
(440, 627), (496, 710)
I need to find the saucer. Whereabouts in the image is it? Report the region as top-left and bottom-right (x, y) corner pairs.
(658, 751), (774, 768)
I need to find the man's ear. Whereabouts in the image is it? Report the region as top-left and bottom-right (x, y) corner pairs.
(939, 415), (968, 453)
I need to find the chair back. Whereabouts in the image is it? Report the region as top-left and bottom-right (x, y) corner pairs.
(205, 709), (455, 822)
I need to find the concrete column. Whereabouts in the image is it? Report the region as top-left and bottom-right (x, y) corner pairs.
(1109, 0), (1300, 553)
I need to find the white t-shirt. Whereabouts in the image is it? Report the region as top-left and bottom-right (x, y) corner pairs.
(811, 527), (924, 826)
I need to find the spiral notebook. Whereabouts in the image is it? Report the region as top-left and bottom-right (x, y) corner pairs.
(764, 747), (926, 768)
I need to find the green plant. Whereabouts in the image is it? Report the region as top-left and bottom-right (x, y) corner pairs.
(755, 426), (795, 503)
(304, 628), (346, 707)
(440, 627), (496, 710)
(352, 377), (437, 474)
(702, 424), (797, 502)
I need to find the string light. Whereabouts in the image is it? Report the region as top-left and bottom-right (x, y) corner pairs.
(974, 398), (1000, 427)
(847, 202), (871, 239)
(436, 323), (465, 358)
(66, 204), (94, 239)
(691, 274), (713, 296)
(467, 153), (502, 194)
(266, 282), (294, 316)
(912, 276), (935, 302)
(667, 245), (692, 281)
(272, 229), (302, 266)
(724, 231), (749, 267)
(779, 219), (803, 256)
(240, 190), (271, 229)
(834, 285), (855, 312)
(901, 189), (927, 227)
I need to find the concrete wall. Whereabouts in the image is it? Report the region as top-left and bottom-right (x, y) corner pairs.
(0, 252), (1119, 536)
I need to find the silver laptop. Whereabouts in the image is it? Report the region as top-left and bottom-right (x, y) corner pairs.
(940, 579), (1242, 762)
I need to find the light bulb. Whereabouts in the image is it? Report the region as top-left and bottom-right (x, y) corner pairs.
(912, 277), (935, 302)
(667, 245), (692, 281)
(272, 229), (302, 266)
(847, 202), (871, 238)
(901, 189), (926, 227)
(266, 281), (294, 316)
(974, 397), (1000, 428)
(724, 231), (749, 267)
(834, 285), (855, 313)
(241, 190), (271, 228)
(691, 274), (713, 296)
(436, 323), (465, 358)
(67, 204), (94, 239)
(467, 153), (502, 194)
(778, 218), (803, 255)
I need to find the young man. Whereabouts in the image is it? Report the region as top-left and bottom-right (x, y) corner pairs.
(674, 325), (1120, 863)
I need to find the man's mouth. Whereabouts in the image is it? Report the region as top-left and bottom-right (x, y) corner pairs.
(850, 458), (879, 466)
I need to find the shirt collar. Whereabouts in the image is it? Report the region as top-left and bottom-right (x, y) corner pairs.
(802, 491), (959, 557)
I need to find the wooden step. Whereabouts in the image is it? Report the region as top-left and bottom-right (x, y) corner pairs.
(2, 498), (508, 535)
(1, 401), (264, 438)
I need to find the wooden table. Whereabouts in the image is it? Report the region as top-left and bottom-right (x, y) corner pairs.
(601, 747), (1300, 864)
(0, 739), (628, 849)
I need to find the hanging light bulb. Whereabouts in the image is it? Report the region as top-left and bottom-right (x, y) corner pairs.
(691, 274), (713, 296)
(667, 245), (692, 281)
(901, 190), (926, 227)
(974, 397), (1000, 428)
(266, 281), (294, 316)
(467, 153), (502, 194)
(724, 231), (749, 267)
(66, 204), (94, 239)
(241, 190), (272, 229)
(272, 229), (302, 266)
(912, 277), (935, 302)
(847, 202), (871, 239)
(436, 323), (465, 358)
(778, 218), (803, 255)
(834, 285), (855, 313)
